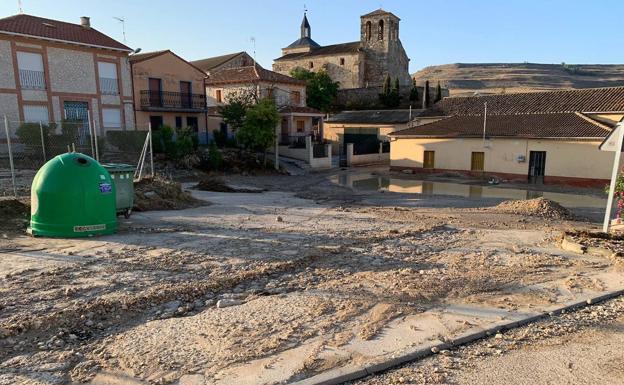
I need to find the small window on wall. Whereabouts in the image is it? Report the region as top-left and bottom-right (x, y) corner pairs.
(423, 150), (435, 169)
(296, 120), (305, 132)
(291, 91), (301, 105)
(102, 108), (121, 129)
(175, 116), (182, 128)
(23, 105), (49, 123)
(216, 89), (222, 103)
(340, 58), (345, 66)
(309, 61), (314, 69)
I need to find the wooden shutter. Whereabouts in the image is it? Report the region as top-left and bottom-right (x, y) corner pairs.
(423, 151), (435, 169)
(471, 152), (485, 171)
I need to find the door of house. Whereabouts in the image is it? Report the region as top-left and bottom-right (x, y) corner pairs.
(149, 115), (163, 130)
(423, 150), (435, 169)
(471, 152), (485, 171)
(180, 81), (192, 108)
(281, 119), (289, 144)
(148, 78), (162, 107)
(528, 151), (546, 184)
(63, 101), (89, 145)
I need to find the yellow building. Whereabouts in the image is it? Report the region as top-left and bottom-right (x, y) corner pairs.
(390, 87), (624, 187)
(129, 50), (207, 137)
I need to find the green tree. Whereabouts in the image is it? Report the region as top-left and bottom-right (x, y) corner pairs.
(379, 75), (401, 108)
(237, 98), (280, 166)
(218, 90), (255, 133)
(382, 74), (391, 95)
(409, 78), (419, 103)
(434, 81), (443, 103)
(422, 80), (431, 108)
(290, 68), (340, 113)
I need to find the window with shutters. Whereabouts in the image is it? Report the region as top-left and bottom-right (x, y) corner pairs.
(98, 62), (118, 95)
(17, 52), (45, 89)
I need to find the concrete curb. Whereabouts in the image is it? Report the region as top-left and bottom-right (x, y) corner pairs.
(290, 288), (624, 385)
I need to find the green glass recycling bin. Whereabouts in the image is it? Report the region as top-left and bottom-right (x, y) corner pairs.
(28, 153), (117, 237)
(102, 163), (135, 218)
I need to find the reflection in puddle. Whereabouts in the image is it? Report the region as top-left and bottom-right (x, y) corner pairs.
(333, 174), (606, 209)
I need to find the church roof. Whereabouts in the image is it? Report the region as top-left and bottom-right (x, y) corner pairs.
(361, 9), (400, 20)
(285, 36), (321, 49)
(275, 41), (361, 62)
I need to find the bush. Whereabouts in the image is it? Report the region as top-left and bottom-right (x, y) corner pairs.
(16, 122), (49, 147)
(207, 141), (223, 170)
(106, 131), (147, 152)
(213, 129), (227, 148)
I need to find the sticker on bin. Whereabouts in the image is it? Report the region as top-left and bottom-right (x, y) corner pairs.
(99, 182), (113, 193)
(73, 224), (106, 232)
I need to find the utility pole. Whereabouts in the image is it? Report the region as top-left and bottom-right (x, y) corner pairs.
(482, 102), (488, 148)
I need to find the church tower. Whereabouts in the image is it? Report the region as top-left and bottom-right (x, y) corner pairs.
(360, 9), (411, 87)
(281, 12), (321, 56)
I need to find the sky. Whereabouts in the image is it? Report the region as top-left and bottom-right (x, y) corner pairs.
(1, 0), (623, 73)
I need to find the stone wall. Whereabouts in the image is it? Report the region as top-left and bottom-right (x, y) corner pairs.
(273, 52), (363, 89)
(0, 40), (16, 89)
(335, 85), (450, 109)
(47, 48), (97, 94)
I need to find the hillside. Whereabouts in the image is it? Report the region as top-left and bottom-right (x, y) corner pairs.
(412, 63), (624, 96)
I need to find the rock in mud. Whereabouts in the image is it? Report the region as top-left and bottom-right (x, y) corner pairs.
(216, 299), (243, 308)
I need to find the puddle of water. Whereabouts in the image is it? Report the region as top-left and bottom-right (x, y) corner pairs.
(332, 174), (607, 209)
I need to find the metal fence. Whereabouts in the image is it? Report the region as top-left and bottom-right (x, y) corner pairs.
(1, 115), (153, 197)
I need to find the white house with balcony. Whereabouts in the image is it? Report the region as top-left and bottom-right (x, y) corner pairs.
(0, 13), (135, 136)
(203, 64), (324, 144)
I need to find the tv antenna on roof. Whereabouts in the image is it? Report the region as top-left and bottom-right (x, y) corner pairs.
(113, 17), (126, 44)
(250, 37), (257, 69)
(17, 0), (23, 13)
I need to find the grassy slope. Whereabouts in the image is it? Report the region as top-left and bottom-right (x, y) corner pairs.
(412, 63), (624, 96)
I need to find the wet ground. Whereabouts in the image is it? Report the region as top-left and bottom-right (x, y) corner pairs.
(0, 168), (621, 385)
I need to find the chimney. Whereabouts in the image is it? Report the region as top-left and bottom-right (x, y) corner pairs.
(80, 16), (90, 29)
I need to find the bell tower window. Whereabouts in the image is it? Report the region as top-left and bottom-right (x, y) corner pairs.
(366, 21), (372, 42)
(378, 20), (384, 41)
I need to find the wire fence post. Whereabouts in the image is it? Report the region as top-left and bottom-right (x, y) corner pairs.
(39, 121), (47, 162)
(93, 116), (100, 162)
(3, 115), (17, 198)
(148, 123), (154, 177)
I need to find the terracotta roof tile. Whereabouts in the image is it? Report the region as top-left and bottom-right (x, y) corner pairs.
(425, 86), (624, 116)
(191, 52), (247, 72)
(391, 113), (611, 139)
(0, 14), (130, 51)
(278, 106), (323, 114)
(205, 66), (305, 86)
(326, 109), (418, 124)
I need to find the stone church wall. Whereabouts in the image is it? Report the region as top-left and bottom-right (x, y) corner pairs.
(273, 52), (362, 89)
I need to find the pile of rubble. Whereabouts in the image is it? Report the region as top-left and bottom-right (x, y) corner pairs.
(0, 198), (30, 233)
(134, 175), (204, 211)
(494, 197), (571, 219)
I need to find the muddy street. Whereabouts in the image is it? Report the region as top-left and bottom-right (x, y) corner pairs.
(0, 170), (622, 385)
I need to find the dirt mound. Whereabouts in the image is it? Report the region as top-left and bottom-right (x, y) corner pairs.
(494, 197), (570, 219)
(195, 177), (234, 192)
(134, 176), (205, 212)
(0, 198), (30, 233)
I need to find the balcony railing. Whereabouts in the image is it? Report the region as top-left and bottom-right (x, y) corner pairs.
(19, 69), (45, 90)
(99, 77), (119, 95)
(140, 90), (206, 111)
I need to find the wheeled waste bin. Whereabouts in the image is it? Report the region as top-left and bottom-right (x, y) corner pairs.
(102, 163), (136, 218)
(28, 153), (117, 237)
